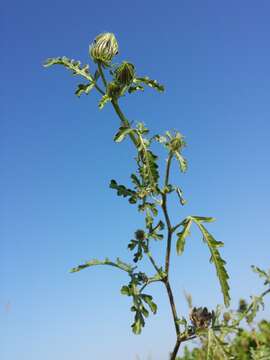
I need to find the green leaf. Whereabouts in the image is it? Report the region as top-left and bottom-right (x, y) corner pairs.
(121, 285), (131, 296)
(130, 174), (141, 188)
(110, 180), (136, 197)
(134, 76), (164, 92)
(206, 328), (214, 360)
(43, 57), (93, 82)
(128, 85), (144, 93)
(176, 218), (192, 255)
(141, 294), (157, 314)
(192, 218), (230, 307)
(114, 126), (134, 143)
(175, 150), (188, 172)
(176, 187), (187, 206)
(110, 180), (137, 203)
(70, 257), (133, 274)
(75, 82), (95, 97)
(98, 94), (111, 109)
(251, 265), (270, 285)
(192, 216), (216, 223)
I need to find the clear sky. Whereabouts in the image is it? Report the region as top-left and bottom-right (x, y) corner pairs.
(1, 1), (270, 359)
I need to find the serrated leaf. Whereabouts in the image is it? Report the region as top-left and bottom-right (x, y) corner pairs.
(70, 257), (133, 274)
(251, 265), (270, 285)
(175, 150), (187, 172)
(130, 174), (141, 188)
(128, 85), (144, 93)
(192, 218), (230, 307)
(141, 294), (157, 314)
(176, 218), (192, 255)
(43, 56), (93, 82)
(75, 82), (95, 97)
(192, 216), (216, 223)
(114, 126), (134, 143)
(110, 180), (137, 202)
(134, 76), (164, 92)
(121, 285), (131, 296)
(99, 94), (111, 109)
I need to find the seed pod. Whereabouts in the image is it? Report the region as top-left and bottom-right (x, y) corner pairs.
(90, 32), (118, 65)
(190, 307), (213, 329)
(115, 62), (135, 86)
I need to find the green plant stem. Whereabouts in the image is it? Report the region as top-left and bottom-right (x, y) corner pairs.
(93, 83), (105, 96)
(163, 153), (173, 276)
(146, 251), (162, 275)
(231, 287), (270, 328)
(97, 63), (182, 359)
(97, 62), (108, 89)
(170, 339), (181, 360)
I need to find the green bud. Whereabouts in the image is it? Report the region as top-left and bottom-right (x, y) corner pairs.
(90, 32), (118, 65)
(223, 312), (231, 323)
(115, 62), (135, 86)
(107, 81), (122, 99)
(169, 132), (185, 151)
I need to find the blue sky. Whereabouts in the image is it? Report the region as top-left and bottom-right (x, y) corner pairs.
(1, 1), (270, 359)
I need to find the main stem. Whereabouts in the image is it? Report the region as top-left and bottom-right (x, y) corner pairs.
(97, 64), (182, 359)
(162, 153), (181, 359)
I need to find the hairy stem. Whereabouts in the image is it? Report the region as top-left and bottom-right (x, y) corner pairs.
(97, 62), (108, 89)
(165, 281), (180, 335)
(98, 64), (182, 359)
(170, 338), (181, 360)
(163, 153), (173, 275)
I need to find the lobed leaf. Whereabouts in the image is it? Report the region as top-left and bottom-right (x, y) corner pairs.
(192, 218), (230, 307)
(75, 83), (95, 97)
(70, 257), (133, 274)
(43, 56), (93, 82)
(114, 126), (135, 143)
(134, 76), (164, 92)
(176, 218), (192, 255)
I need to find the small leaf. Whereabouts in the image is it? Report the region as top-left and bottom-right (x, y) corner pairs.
(141, 294), (157, 314)
(174, 151), (187, 172)
(134, 76), (164, 92)
(114, 126), (134, 143)
(176, 218), (192, 255)
(110, 179), (137, 203)
(121, 286), (131, 296)
(192, 216), (216, 223)
(99, 94), (111, 109)
(75, 82), (95, 97)
(128, 85), (144, 93)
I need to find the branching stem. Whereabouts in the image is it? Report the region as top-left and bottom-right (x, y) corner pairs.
(98, 65), (182, 359)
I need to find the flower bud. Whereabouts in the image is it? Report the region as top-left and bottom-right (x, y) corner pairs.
(190, 307), (213, 329)
(223, 312), (231, 323)
(115, 62), (135, 86)
(135, 229), (145, 241)
(90, 32), (118, 65)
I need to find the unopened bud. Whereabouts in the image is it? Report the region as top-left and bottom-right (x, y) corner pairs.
(90, 32), (118, 65)
(223, 312), (231, 323)
(115, 62), (135, 86)
(135, 229), (145, 241)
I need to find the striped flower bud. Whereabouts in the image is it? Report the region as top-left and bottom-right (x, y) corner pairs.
(90, 32), (118, 65)
(115, 62), (135, 86)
